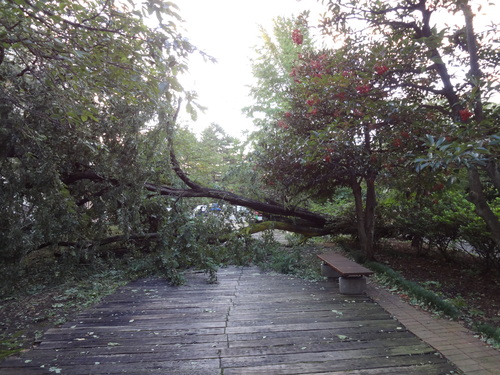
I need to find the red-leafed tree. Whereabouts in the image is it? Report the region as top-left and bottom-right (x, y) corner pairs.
(317, 0), (500, 251)
(251, 0), (499, 259)
(255, 39), (440, 259)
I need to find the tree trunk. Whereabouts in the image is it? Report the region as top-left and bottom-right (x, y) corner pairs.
(486, 161), (500, 193)
(349, 174), (377, 261)
(411, 235), (424, 255)
(364, 175), (377, 261)
(460, 4), (500, 248)
(350, 177), (373, 261)
(467, 166), (500, 249)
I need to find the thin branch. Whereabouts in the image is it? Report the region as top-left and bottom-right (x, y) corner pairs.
(81, 0), (112, 24)
(418, 103), (449, 116)
(17, 0), (127, 35)
(163, 99), (203, 189)
(34, 233), (162, 253)
(400, 82), (446, 95)
(386, 21), (422, 37)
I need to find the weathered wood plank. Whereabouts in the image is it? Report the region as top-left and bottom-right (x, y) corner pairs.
(318, 252), (374, 276)
(225, 319), (405, 335)
(222, 352), (453, 374)
(223, 358), (454, 375)
(2, 359), (222, 375)
(227, 329), (415, 348)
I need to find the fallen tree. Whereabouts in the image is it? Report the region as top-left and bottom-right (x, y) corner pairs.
(27, 109), (346, 256)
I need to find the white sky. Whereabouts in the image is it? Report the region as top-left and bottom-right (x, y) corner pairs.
(177, 0), (322, 138)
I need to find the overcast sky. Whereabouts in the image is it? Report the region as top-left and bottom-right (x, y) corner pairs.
(177, 0), (321, 138)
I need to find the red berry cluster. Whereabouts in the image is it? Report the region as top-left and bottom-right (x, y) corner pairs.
(459, 109), (473, 122)
(292, 29), (303, 45)
(277, 120), (289, 129)
(356, 84), (371, 94)
(375, 65), (389, 75)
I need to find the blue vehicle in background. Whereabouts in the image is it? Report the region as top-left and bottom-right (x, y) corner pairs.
(193, 203), (222, 217)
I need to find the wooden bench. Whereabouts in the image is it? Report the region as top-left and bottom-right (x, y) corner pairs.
(317, 252), (374, 295)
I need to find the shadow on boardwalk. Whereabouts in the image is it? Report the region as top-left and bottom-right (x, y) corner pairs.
(0, 266), (458, 374)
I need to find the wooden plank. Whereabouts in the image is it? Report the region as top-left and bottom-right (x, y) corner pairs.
(37, 336), (228, 351)
(222, 358), (455, 375)
(227, 331), (417, 349)
(318, 252), (374, 276)
(225, 330), (408, 350)
(220, 349), (446, 369)
(225, 319), (403, 334)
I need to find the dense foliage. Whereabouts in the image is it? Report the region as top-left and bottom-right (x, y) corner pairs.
(1, 0), (499, 290)
(247, 0), (499, 261)
(0, 0), (241, 290)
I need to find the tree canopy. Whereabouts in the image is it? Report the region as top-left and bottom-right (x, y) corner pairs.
(1, 0), (499, 282)
(0, 0), (198, 265)
(321, 0), (500, 251)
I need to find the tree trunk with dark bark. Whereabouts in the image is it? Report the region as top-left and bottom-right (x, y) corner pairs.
(364, 174), (377, 261)
(467, 167), (500, 249)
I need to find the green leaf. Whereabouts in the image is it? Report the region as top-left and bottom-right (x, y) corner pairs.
(425, 134), (435, 145)
(435, 137), (446, 147)
(158, 81), (169, 93)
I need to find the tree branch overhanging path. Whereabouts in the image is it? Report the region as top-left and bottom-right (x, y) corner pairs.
(146, 104), (334, 237)
(49, 105), (339, 254)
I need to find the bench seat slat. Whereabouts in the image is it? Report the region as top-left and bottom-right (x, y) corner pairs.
(317, 252), (373, 277)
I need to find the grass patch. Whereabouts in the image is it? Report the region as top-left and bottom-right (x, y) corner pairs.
(474, 323), (500, 348)
(0, 331), (26, 359)
(366, 261), (460, 319)
(0, 267), (130, 360)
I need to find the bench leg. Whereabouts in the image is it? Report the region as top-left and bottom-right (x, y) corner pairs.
(321, 263), (342, 279)
(339, 276), (367, 295)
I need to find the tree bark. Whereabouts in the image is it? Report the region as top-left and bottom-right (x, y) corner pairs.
(460, 3), (500, 248)
(364, 174), (377, 260)
(350, 177), (369, 257)
(486, 161), (500, 193)
(143, 182), (328, 227)
(467, 167), (500, 249)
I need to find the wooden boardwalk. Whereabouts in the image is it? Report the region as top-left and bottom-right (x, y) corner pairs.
(0, 266), (457, 374)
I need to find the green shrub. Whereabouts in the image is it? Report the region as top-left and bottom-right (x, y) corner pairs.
(366, 261), (460, 319)
(254, 235), (324, 281)
(379, 187), (500, 268)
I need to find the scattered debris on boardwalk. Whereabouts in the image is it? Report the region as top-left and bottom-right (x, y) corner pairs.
(0, 266), (457, 374)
